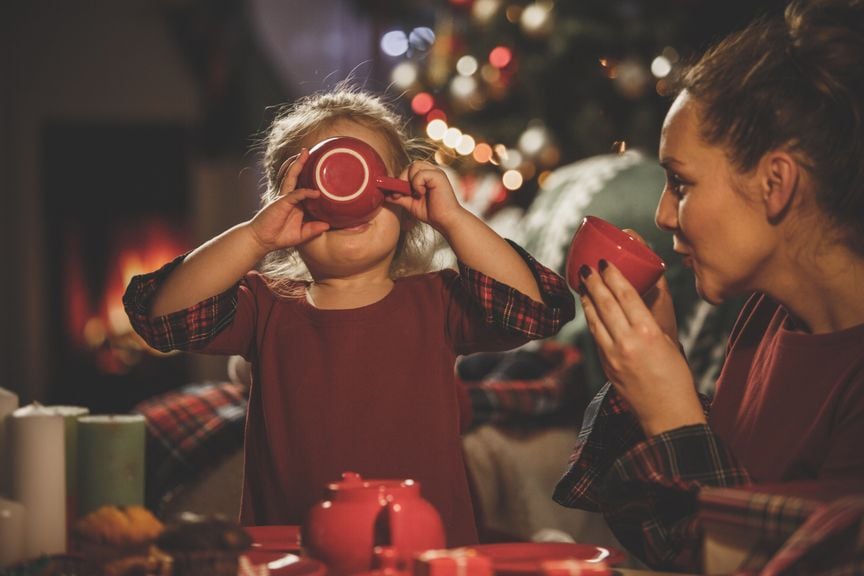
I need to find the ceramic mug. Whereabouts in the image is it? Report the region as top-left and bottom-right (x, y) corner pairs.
(565, 215), (665, 296)
(293, 136), (411, 229)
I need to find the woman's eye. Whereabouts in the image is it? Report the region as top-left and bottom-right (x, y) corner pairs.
(667, 173), (689, 197)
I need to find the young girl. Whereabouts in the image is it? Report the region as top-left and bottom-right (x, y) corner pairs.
(124, 88), (575, 545)
(554, 0), (864, 572)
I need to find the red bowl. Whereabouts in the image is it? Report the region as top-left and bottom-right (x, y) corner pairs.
(565, 216), (665, 295)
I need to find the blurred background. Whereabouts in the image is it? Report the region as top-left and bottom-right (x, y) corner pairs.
(1, 0), (784, 413)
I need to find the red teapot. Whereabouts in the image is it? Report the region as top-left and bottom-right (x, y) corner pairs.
(297, 136), (412, 229)
(303, 472), (446, 576)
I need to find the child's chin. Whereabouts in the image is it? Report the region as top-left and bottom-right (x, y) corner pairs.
(330, 221), (372, 234)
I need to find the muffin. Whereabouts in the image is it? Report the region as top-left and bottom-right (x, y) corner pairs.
(155, 512), (252, 576)
(71, 505), (165, 575)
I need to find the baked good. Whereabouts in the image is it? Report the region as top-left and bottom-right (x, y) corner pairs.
(155, 512), (252, 576)
(71, 505), (165, 575)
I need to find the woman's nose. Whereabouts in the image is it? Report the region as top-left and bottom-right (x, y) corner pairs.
(655, 188), (678, 232)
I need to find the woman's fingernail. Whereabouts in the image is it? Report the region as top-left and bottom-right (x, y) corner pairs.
(599, 259), (608, 271)
(577, 283), (586, 296)
(579, 264), (591, 278)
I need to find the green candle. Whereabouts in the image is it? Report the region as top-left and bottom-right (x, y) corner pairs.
(46, 406), (89, 524)
(77, 414), (146, 516)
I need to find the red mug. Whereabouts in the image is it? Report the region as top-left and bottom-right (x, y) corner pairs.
(295, 136), (411, 229)
(565, 216), (665, 296)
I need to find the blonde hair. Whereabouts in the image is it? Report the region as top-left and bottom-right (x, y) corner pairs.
(257, 85), (437, 293)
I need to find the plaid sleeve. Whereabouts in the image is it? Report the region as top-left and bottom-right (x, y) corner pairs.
(122, 253), (239, 353)
(457, 240), (576, 339)
(132, 381), (247, 506)
(554, 384), (750, 572)
(466, 342), (583, 427)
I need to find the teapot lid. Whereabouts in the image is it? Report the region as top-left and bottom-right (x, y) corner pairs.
(326, 472), (420, 496)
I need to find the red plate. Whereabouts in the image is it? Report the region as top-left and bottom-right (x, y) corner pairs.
(469, 542), (626, 575)
(242, 552), (326, 576)
(245, 525), (302, 552)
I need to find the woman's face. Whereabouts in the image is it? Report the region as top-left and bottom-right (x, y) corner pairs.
(296, 120), (407, 280)
(654, 91), (775, 304)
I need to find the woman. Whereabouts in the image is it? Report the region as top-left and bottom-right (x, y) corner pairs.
(554, 0), (864, 571)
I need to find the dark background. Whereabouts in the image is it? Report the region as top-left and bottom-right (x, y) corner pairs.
(1, 0), (785, 412)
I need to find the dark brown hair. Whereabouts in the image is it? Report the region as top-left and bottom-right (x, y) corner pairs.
(679, 0), (864, 253)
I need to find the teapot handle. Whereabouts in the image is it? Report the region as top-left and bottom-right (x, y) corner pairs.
(375, 175), (412, 196)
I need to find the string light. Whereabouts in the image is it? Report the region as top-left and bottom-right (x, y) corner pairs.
(427, 119), (448, 141)
(391, 62), (418, 89)
(651, 56), (672, 78)
(472, 143), (493, 163)
(442, 127), (463, 148)
(411, 93), (435, 115)
(381, 31), (409, 57)
(456, 55), (479, 76)
(455, 134), (476, 156)
(489, 46), (512, 69)
(502, 170), (523, 190)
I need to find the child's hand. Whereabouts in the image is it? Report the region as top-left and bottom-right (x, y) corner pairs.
(248, 149), (330, 252)
(386, 161), (467, 231)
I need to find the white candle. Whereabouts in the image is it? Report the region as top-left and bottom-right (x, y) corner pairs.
(0, 496), (26, 568)
(0, 388), (19, 496)
(10, 403), (67, 558)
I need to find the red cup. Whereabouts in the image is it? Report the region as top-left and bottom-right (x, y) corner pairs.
(565, 216), (665, 295)
(296, 136), (411, 229)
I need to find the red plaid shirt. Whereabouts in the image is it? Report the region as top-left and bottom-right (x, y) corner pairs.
(553, 383), (750, 573)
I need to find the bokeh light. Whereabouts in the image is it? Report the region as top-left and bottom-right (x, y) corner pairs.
(442, 127), (463, 148)
(426, 109), (448, 123)
(426, 119), (448, 141)
(472, 0), (501, 23)
(391, 62), (418, 89)
(518, 124), (548, 156)
(489, 46), (513, 69)
(450, 75), (478, 99)
(520, 3), (553, 37)
(455, 134), (476, 156)
(411, 92), (435, 115)
(651, 56), (672, 78)
(456, 55), (479, 76)
(472, 143), (493, 163)
(502, 170), (524, 190)
(408, 27), (436, 53)
(381, 31), (409, 57)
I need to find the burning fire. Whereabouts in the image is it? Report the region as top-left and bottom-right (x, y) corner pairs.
(65, 218), (189, 374)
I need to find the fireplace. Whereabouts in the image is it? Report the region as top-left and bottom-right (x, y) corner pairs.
(43, 123), (194, 413)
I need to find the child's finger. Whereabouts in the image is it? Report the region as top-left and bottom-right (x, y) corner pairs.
(278, 187), (319, 205)
(277, 149), (308, 193)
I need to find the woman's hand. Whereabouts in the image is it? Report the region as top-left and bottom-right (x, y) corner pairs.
(248, 149), (330, 253)
(579, 260), (706, 436)
(623, 228), (679, 342)
(386, 161), (467, 232)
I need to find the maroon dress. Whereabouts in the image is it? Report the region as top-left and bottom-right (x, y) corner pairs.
(124, 248), (575, 546)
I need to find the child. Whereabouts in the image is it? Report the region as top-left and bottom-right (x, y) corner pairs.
(123, 88), (575, 545)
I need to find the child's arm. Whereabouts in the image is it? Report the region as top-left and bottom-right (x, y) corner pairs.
(150, 150), (329, 317)
(388, 161), (543, 303)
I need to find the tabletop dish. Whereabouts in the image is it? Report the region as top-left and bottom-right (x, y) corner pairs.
(469, 542), (626, 575)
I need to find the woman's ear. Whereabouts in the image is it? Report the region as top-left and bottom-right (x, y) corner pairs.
(760, 151), (800, 222)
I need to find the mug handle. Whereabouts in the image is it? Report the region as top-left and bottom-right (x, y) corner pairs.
(375, 175), (412, 196)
